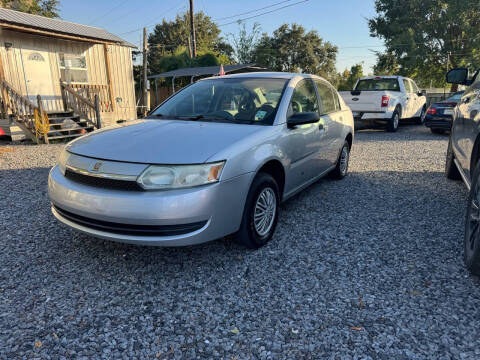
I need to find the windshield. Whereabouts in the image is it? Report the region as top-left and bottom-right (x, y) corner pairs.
(150, 78), (288, 125)
(355, 78), (400, 91)
(447, 92), (464, 101)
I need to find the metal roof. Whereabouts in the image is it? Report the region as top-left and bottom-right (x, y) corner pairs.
(149, 64), (267, 79)
(0, 8), (135, 47)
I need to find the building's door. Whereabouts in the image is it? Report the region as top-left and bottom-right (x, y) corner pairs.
(20, 48), (57, 111)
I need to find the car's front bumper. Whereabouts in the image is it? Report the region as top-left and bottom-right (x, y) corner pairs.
(48, 166), (253, 246)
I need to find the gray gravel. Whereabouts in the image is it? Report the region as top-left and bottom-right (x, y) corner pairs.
(1, 125), (480, 359)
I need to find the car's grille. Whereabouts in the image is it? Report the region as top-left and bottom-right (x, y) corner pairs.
(53, 205), (208, 237)
(65, 169), (143, 191)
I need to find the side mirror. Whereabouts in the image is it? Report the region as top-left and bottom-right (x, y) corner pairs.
(446, 68), (469, 85)
(287, 112), (320, 128)
(418, 89), (427, 97)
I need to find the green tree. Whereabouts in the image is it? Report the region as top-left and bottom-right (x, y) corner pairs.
(147, 11), (232, 75)
(253, 24), (338, 81)
(0, 0), (59, 17)
(229, 22), (261, 64)
(369, 0), (480, 87)
(372, 50), (400, 75)
(337, 63), (364, 90)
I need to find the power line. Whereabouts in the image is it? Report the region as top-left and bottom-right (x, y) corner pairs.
(118, 1), (186, 36)
(88, 0), (130, 25)
(213, 0), (293, 21)
(218, 0), (309, 26)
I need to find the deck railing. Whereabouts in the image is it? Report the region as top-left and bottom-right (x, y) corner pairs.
(61, 83), (102, 129)
(69, 84), (113, 113)
(0, 79), (44, 143)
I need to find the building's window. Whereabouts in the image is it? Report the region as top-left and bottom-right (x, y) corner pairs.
(58, 53), (88, 83)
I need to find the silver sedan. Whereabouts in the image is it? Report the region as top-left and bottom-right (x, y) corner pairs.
(48, 72), (354, 248)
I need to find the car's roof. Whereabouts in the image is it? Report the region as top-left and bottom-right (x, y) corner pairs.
(201, 71), (320, 81)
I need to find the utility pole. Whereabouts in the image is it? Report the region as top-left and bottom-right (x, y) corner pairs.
(189, 0), (196, 57)
(142, 27), (148, 117)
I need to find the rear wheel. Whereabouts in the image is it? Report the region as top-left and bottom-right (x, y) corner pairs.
(387, 110), (400, 132)
(464, 163), (480, 275)
(234, 173), (280, 249)
(445, 136), (461, 180)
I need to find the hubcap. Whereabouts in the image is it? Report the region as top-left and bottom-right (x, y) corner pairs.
(467, 182), (480, 258)
(254, 187), (276, 236)
(340, 146), (349, 175)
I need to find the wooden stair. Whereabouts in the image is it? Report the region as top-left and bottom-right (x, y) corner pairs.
(45, 110), (95, 142)
(0, 80), (102, 144)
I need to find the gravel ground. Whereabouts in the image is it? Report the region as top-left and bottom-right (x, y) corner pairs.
(1, 124), (480, 359)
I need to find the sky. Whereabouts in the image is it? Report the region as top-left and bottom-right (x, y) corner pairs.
(59, 0), (386, 74)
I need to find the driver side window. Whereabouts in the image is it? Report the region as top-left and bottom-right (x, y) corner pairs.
(288, 79), (319, 117)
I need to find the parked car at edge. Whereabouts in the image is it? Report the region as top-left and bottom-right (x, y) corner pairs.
(445, 68), (480, 274)
(48, 72), (354, 249)
(339, 75), (427, 132)
(425, 91), (464, 134)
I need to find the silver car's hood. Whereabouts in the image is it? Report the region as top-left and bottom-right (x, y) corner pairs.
(67, 119), (264, 164)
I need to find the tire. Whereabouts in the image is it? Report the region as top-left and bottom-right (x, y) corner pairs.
(416, 106), (427, 125)
(387, 109), (400, 132)
(330, 141), (350, 179)
(431, 128), (445, 134)
(234, 173), (280, 249)
(445, 136), (461, 180)
(464, 163), (480, 275)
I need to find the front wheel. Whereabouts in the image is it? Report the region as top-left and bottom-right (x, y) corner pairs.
(464, 163), (480, 275)
(387, 110), (400, 132)
(234, 173), (280, 249)
(330, 141), (350, 179)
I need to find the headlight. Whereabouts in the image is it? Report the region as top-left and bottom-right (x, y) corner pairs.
(57, 148), (70, 175)
(137, 161), (225, 190)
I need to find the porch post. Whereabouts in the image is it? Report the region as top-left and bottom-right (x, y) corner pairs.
(103, 44), (115, 111)
(94, 94), (102, 129)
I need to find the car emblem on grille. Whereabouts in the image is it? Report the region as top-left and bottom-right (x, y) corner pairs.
(91, 161), (103, 172)
(352, 98), (359, 101)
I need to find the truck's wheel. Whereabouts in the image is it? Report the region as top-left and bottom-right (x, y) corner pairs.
(464, 163), (480, 275)
(387, 110), (400, 132)
(416, 106), (427, 125)
(445, 136), (461, 180)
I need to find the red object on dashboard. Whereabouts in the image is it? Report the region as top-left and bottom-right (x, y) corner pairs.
(381, 95), (389, 107)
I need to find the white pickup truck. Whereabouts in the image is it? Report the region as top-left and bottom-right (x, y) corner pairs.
(339, 76), (427, 132)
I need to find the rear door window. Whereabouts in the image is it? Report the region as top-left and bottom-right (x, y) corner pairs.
(409, 80), (419, 93)
(403, 79), (413, 93)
